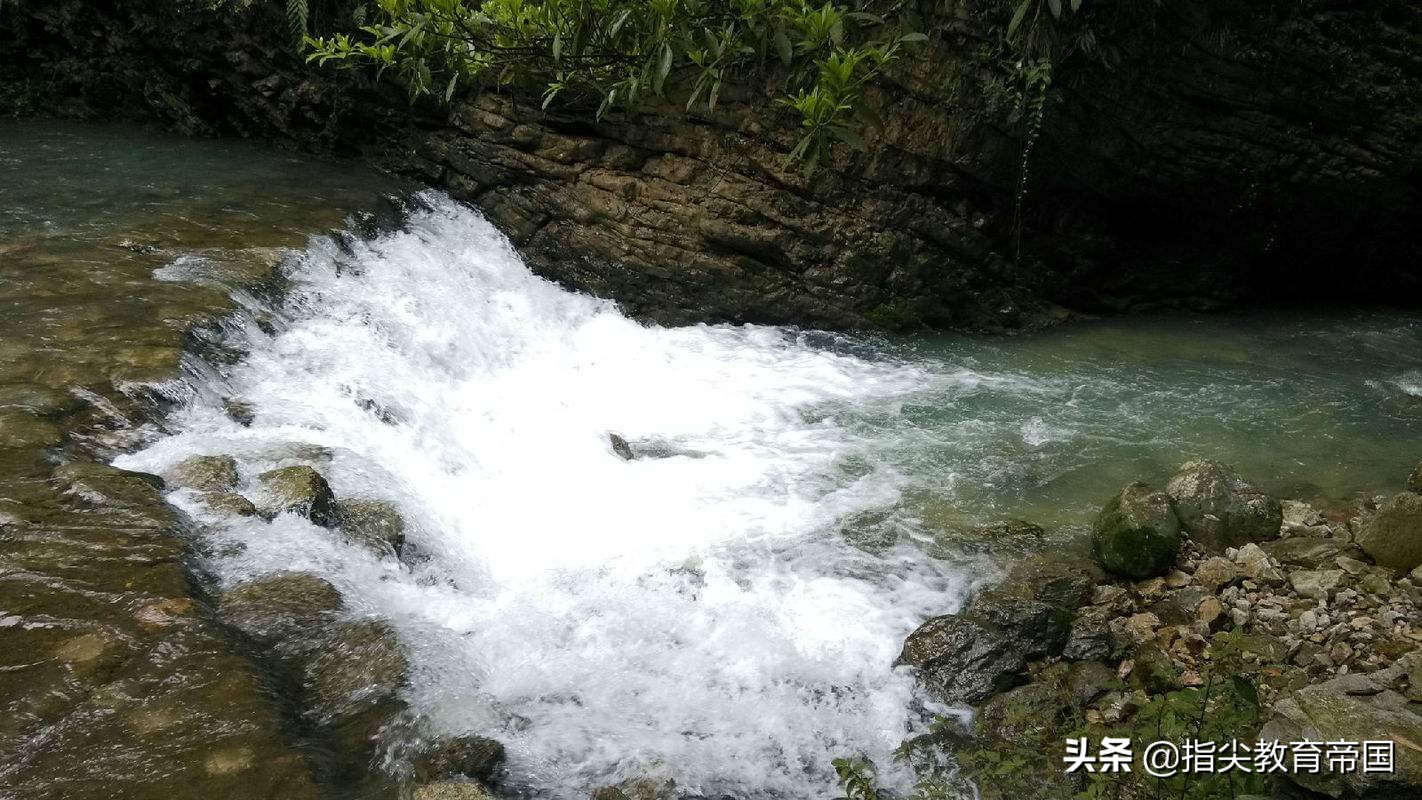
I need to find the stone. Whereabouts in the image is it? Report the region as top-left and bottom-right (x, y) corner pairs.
(1198, 597), (1225, 628)
(223, 397), (256, 427)
(609, 433), (634, 460)
(1092, 482), (1182, 579)
(1128, 642), (1180, 694)
(415, 782), (495, 800)
(1355, 492), (1422, 572)
(967, 589), (1071, 658)
(897, 614), (1028, 703)
(1193, 556), (1239, 591)
(1121, 612), (1162, 644)
(1065, 661), (1121, 708)
(201, 491), (257, 516)
(1263, 536), (1363, 569)
(1259, 673), (1422, 798)
(338, 498), (406, 556)
(301, 618), (408, 723)
(1165, 460), (1283, 551)
(1281, 500), (1323, 528)
(218, 572), (344, 647)
(166, 454), (239, 492)
(1164, 569), (1191, 588)
(1290, 569), (1344, 602)
(413, 736), (506, 783)
(1063, 605), (1117, 662)
(1234, 543), (1284, 584)
(0, 410), (62, 448)
(256, 465), (338, 526)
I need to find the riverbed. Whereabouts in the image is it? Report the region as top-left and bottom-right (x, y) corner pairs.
(5, 122), (1421, 799)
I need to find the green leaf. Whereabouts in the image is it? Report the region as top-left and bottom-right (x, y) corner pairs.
(1007, 0), (1032, 39)
(654, 41), (673, 92)
(898, 32), (928, 43)
(774, 27), (793, 65)
(1071, 0), (1082, 10)
(1047, 0), (1062, 19)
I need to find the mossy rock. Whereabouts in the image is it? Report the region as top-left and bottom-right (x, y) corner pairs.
(218, 572), (343, 647)
(257, 465), (338, 526)
(413, 736), (506, 783)
(0, 411), (63, 448)
(415, 783), (495, 800)
(166, 454), (239, 492)
(201, 491), (257, 517)
(1355, 492), (1422, 572)
(1092, 482), (1181, 579)
(338, 498), (406, 556)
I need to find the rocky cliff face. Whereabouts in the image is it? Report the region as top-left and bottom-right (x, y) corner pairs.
(6, 0), (1421, 330)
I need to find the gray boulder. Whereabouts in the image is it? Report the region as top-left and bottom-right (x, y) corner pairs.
(1259, 672), (1422, 799)
(413, 736), (506, 784)
(1092, 482), (1182, 578)
(1164, 460), (1282, 551)
(218, 572), (344, 647)
(897, 614), (1027, 703)
(257, 465), (338, 526)
(165, 454), (238, 492)
(1356, 492), (1422, 573)
(338, 498), (406, 557)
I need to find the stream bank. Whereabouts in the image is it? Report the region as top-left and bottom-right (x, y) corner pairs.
(5, 1), (1422, 331)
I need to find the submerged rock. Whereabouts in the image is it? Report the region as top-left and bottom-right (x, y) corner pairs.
(1092, 482), (1181, 579)
(166, 454), (239, 492)
(413, 736), (506, 784)
(218, 572), (344, 647)
(223, 397), (256, 427)
(201, 491), (257, 517)
(1355, 492), (1422, 572)
(0, 410), (63, 448)
(415, 783), (495, 800)
(338, 498), (406, 557)
(1164, 460), (1282, 551)
(256, 465), (338, 526)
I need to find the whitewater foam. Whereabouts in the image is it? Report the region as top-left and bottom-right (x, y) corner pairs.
(118, 194), (968, 798)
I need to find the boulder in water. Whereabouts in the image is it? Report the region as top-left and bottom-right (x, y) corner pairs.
(1092, 482), (1181, 579)
(1356, 491), (1422, 572)
(1164, 460), (1282, 551)
(413, 736), (506, 784)
(338, 498), (406, 557)
(218, 572), (344, 647)
(897, 613), (1028, 703)
(257, 465), (338, 526)
(166, 454), (238, 492)
(223, 397), (255, 427)
(609, 433), (635, 460)
(200, 491), (257, 517)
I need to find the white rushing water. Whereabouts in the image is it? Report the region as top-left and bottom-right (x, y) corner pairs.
(118, 193), (970, 798)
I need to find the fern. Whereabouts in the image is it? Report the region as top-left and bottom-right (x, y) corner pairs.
(285, 0), (308, 52)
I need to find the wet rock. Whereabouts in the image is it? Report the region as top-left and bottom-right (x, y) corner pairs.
(1065, 661), (1121, 707)
(1259, 672), (1422, 798)
(223, 397), (256, 427)
(166, 454), (239, 491)
(1165, 460), (1282, 551)
(218, 572), (344, 647)
(966, 590), (1071, 658)
(1063, 604), (1117, 662)
(338, 498), (406, 556)
(1092, 482), (1181, 578)
(928, 517), (1047, 558)
(1355, 492), (1422, 572)
(201, 491), (257, 516)
(0, 410), (62, 448)
(1409, 462), (1422, 495)
(416, 783), (496, 800)
(897, 614), (1027, 703)
(301, 618), (407, 723)
(256, 465), (338, 526)
(413, 736), (506, 783)
(0, 383), (80, 416)
(590, 775), (677, 800)
(609, 433), (634, 460)
(53, 462), (167, 512)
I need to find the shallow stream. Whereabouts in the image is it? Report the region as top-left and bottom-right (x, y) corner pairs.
(6, 123), (1422, 799)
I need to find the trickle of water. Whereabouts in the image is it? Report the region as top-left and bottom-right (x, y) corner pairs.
(119, 193), (969, 799)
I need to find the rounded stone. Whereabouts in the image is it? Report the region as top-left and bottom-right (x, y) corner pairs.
(1092, 482), (1182, 579)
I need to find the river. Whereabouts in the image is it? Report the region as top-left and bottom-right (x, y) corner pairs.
(5, 122), (1421, 799)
